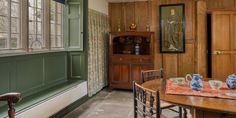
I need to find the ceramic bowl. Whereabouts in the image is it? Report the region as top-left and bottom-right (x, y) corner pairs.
(170, 77), (186, 85)
(209, 80), (223, 90)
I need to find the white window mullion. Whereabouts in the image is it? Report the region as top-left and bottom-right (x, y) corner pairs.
(17, 1), (22, 49)
(34, 3), (37, 44)
(20, 0), (28, 51)
(7, 0), (11, 49)
(55, 3), (58, 47)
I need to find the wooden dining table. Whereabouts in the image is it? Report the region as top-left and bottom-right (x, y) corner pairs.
(142, 79), (236, 118)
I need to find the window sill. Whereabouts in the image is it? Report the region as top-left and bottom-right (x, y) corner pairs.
(0, 49), (66, 58)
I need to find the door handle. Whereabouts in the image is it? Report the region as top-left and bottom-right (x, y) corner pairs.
(212, 51), (223, 55)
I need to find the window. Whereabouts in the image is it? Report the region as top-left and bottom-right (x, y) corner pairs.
(50, 0), (63, 48)
(0, 0), (20, 50)
(28, 0), (44, 49)
(0, 0), (65, 54)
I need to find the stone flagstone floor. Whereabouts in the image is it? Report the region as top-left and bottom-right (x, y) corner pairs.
(64, 90), (189, 118)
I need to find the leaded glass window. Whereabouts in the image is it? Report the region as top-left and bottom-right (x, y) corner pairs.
(50, 0), (63, 48)
(0, 0), (20, 49)
(28, 0), (44, 49)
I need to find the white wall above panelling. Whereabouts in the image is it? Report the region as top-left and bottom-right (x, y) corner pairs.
(107, 0), (149, 3)
(89, 0), (108, 15)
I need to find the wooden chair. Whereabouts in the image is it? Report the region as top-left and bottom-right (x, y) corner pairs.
(0, 93), (21, 118)
(141, 69), (183, 117)
(141, 69), (164, 83)
(133, 82), (161, 118)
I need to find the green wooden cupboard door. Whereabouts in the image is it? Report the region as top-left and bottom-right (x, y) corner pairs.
(66, 0), (83, 51)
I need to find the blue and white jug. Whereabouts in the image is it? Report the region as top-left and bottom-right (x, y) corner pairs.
(226, 74), (236, 89)
(186, 74), (203, 91)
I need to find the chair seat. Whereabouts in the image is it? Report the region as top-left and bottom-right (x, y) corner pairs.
(160, 100), (175, 109)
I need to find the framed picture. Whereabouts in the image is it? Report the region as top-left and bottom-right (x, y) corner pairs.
(160, 4), (185, 53)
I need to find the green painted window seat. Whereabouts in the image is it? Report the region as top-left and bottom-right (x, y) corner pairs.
(0, 79), (87, 118)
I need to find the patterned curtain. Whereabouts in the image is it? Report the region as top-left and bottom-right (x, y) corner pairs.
(88, 9), (109, 96)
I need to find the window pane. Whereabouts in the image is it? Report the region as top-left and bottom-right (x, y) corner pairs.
(12, 0), (19, 2)
(37, 22), (42, 34)
(29, 0), (43, 49)
(56, 36), (62, 47)
(57, 25), (62, 35)
(57, 13), (62, 24)
(36, 9), (42, 21)
(51, 23), (55, 35)
(0, 16), (8, 33)
(0, 0), (8, 16)
(10, 33), (20, 48)
(11, 2), (19, 17)
(57, 3), (62, 13)
(50, 0), (63, 48)
(29, 7), (35, 21)
(11, 18), (20, 33)
(29, 21), (36, 34)
(0, 33), (7, 49)
(29, 0), (35, 7)
(50, 13), (55, 24)
(37, 35), (43, 47)
(51, 1), (55, 12)
(50, 35), (55, 47)
(36, 0), (41, 8)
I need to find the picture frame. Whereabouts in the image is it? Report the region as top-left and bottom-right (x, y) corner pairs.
(160, 4), (185, 53)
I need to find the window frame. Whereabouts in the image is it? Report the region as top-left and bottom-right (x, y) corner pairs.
(28, 0), (45, 50)
(50, 0), (64, 49)
(0, 0), (21, 50)
(0, 0), (65, 55)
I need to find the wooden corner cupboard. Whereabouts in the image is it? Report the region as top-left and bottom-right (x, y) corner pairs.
(108, 32), (154, 90)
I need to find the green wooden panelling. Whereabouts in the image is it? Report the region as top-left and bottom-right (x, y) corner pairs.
(16, 55), (44, 97)
(66, 0), (83, 51)
(45, 53), (67, 85)
(0, 52), (67, 99)
(69, 52), (84, 79)
(0, 62), (11, 94)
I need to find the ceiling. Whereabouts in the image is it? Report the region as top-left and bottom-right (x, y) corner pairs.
(107, 0), (149, 3)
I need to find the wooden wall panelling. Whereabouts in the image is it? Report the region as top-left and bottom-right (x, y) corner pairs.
(135, 1), (148, 31)
(109, 0), (236, 78)
(178, 43), (195, 77)
(109, 3), (123, 32)
(185, 1), (195, 40)
(156, 0), (196, 78)
(0, 62), (11, 94)
(124, 2), (135, 31)
(232, 13), (236, 76)
(153, 0), (163, 70)
(163, 54), (178, 78)
(196, 1), (207, 77)
(69, 52), (84, 79)
(206, 0), (236, 10)
(222, 0), (235, 9)
(232, 13), (236, 51)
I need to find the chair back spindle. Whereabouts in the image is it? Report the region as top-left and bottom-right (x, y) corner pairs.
(133, 82), (161, 118)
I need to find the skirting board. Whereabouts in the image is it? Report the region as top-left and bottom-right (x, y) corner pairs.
(16, 81), (87, 118)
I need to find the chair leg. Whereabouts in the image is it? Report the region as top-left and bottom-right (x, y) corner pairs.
(179, 107), (182, 118)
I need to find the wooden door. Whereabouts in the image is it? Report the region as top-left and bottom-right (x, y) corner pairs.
(211, 11), (236, 81)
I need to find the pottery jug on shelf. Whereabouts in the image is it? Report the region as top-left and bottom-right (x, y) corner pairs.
(226, 74), (236, 89)
(185, 74), (203, 91)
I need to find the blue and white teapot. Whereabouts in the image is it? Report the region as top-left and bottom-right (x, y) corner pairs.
(185, 74), (203, 91)
(226, 74), (236, 89)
